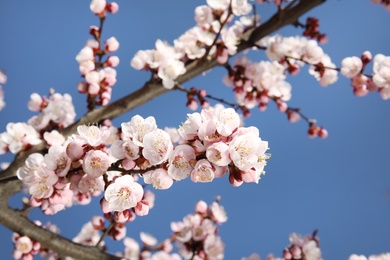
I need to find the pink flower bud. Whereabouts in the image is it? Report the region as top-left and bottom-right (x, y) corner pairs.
(283, 249), (293, 260)
(30, 197), (42, 207)
(367, 79), (379, 92)
(353, 86), (369, 97)
(106, 2), (119, 13)
(77, 81), (88, 93)
(66, 140), (85, 161)
(100, 197), (111, 213)
(110, 225), (126, 240)
(287, 110), (301, 123)
(122, 158), (136, 170)
(216, 47), (229, 64)
(290, 245), (302, 258)
(88, 83), (100, 95)
(229, 171), (243, 187)
(198, 89), (207, 98)
(91, 216), (105, 230)
(186, 98), (198, 111)
(318, 34), (328, 44)
(101, 98), (110, 106)
(106, 56), (120, 67)
(134, 200), (149, 216)
(361, 50), (372, 64)
(318, 128), (328, 139)
(308, 125), (319, 139)
(195, 200), (208, 214)
(288, 63), (300, 75)
(259, 93), (270, 103)
(89, 25), (100, 38)
(90, 0), (106, 15)
(28, 93), (43, 112)
(276, 99), (288, 112)
(201, 100), (210, 108)
(114, 210), (130, 223)
(105, 37), (119, 52)
(79, 60), (95, 75)
(258, 102), (267, 112)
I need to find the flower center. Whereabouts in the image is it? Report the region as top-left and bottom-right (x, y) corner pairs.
(118, 187), (131, 199)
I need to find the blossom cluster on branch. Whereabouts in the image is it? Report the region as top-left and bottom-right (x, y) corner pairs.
(131, 0), (259, 89)
(12, 221), (60, 260)
(129, 0), (390, 139)
(0, 0), (389, 259)
(76, 0), (119, 110)
(15, 104), (268, 217)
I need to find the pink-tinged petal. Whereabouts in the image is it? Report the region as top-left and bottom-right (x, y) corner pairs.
(83, 150), (110, 178)
(195, 200), (208, 214)
(104, 175), (144, 212)
(140, 232), (157, 246)
(142, 129), (173, 165)
(114, 210), (130, 223)
(190, 159), (214, 183)
(134, 200), (149, 216)
(206, 142), (231, 166)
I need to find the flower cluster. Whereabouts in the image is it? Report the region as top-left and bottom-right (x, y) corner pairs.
(90, 0), (119, 17)
(27, 90), (76, 131)
(171, 200), (226, 259)
(101, 174), (152, 222)
(131, 39), (186, 89)
(16, 124), (116, 215)
(118, 199), (226, 260)
(15, 104), (268, 217)
(340, 52), (390, 99)
(76, 0), (119, 109)
(119, 234), (180, 259)
(266, 232), (322, 260)
(176, 105), (269, 187)
(0, 69), (6, 111)
(372, 53), (390, 99)
(72, 214), (136, 245)
(223, 56), (292, 113)
(12, 221), (59, 260)
(0, 122), (41, 155)
(131, 0), (259, 89)
(16, 152), (73, 215)
(0, 89), (75, 155)
(109, 105), (269, 189)
(72, 216), (106, 246)
(259, 34), (338, 87)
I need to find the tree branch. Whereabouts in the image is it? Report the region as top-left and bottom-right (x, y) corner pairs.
(241, 0), (326, 51)
(0, 0), (326, 258)
(0, 0), (325, 183)
(0, 179), (120, 260)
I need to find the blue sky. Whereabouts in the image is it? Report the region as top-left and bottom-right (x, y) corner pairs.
(0, 1), (389, 259)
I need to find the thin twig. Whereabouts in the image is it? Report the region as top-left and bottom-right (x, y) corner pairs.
(95, 221), (115, 249)
(202, 0), (233, 59)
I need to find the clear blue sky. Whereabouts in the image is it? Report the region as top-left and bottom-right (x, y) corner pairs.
(0, 1), (389, 259)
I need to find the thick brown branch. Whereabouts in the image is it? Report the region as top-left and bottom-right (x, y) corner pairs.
(240, 0), (326, 51)
(0, 179), (120, 260)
